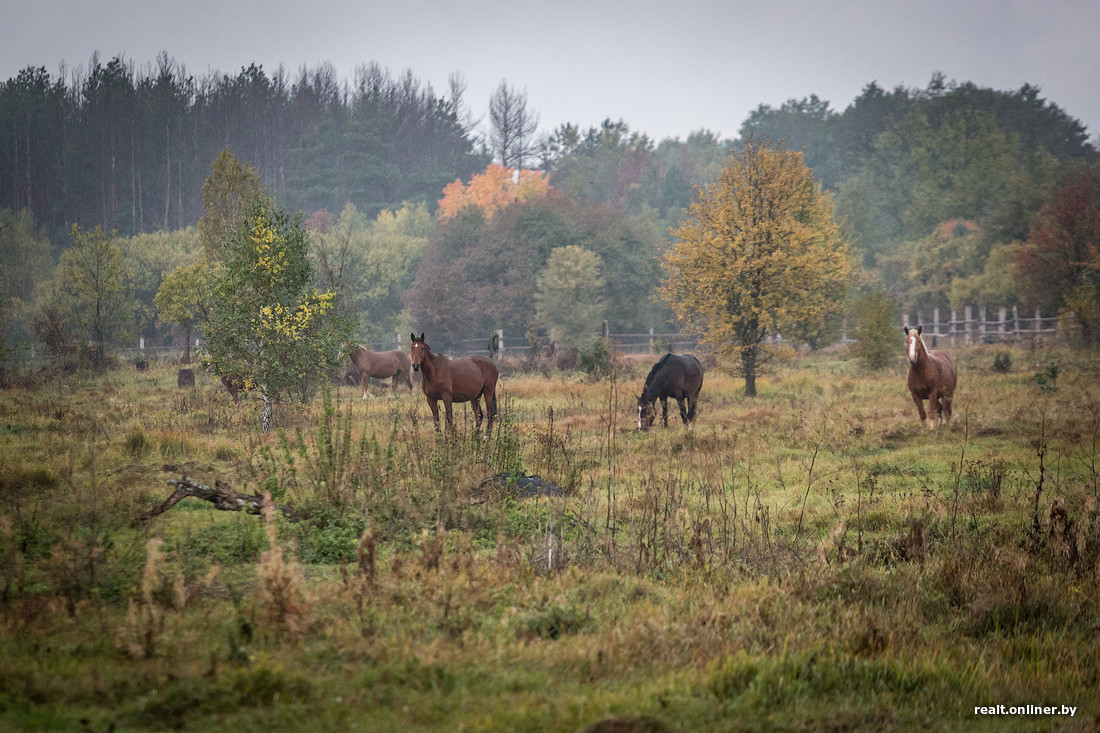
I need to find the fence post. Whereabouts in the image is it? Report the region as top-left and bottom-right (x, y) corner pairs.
(950, 309), (957, 346)
(964, 306), (972, 345)
(979, 306), (986, 343)
(648, 326), (654, 351)
(1012, 305), (1019, 339)
(139, 337), (145, 352)
(1035, 307), (1042, 342)
(998, 307), (1006, 339)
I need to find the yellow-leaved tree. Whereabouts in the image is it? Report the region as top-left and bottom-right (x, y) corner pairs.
(436, 164), (551, 222)
(660, 139), (853, 396)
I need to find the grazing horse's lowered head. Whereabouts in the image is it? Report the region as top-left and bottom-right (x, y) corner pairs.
(904, 325), (958, 430)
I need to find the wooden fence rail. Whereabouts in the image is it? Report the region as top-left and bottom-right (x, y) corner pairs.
(901, 305), (1059, 347)
(8, 306), (1063, 365)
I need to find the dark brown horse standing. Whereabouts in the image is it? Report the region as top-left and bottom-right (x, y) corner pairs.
(636, 353), (704, 430)
(409, 333), (498, 432)
(349, 346), (413, 399)
(904, 325), (957, 429)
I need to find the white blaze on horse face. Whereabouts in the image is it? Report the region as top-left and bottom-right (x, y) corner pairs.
(637, 405), (643, 430)
(907, 332), (919, 363)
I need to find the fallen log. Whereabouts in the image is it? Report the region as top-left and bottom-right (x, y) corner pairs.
(139, 474), (302, 522)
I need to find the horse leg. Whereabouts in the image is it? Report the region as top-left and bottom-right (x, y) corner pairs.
(660, 397), (669, 427)
(443, 396), (455, 433)
(485, 390), (497, 432)
(471, 397), (484, 430)
(927, 395), (940, 430)
(943, 392), (953, 424)
(361, 374), (372, 399)
(390, 374), (399, 396)
(427, 398), (442, 431)
(686, 395), (697, 425)
(677, 396), (689, 425)
(911, 393), (928, 428)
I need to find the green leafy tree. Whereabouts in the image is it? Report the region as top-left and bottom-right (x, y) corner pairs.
(197, 149), (262, 262)
(154, 261), (209, 363)
(850, 290), (900, 370)
(202, 197), (350, 431)
(54, 224), (137, 369)
(120, 227), (201, 341)
(310, 202), (432, 342)
(660, 139), (853, 396)
(0, 208), (54, 347)
(405, 195), (661, 348)
(535, 245), (607, 347)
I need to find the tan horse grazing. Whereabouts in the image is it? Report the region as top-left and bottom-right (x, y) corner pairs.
(904, 325), (957, 429)
(349, 346), (413, 399)
(409, 333), (498, 432)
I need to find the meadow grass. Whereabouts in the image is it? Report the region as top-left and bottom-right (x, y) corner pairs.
(1, 343), (1099, 731)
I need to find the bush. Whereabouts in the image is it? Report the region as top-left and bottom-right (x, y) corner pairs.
(992, 351), (1012, 373)
(578, 337), (611, 380)
(850, 291), (899, 370)
(1034, 362), (1059, 393)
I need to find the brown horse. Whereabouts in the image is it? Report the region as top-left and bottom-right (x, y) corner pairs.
(349, 346), (413, 399)
(904, 325), (957, 429)
(409, 333), (498, 432)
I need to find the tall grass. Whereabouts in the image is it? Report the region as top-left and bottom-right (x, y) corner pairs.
(0, 349), (1098, 730)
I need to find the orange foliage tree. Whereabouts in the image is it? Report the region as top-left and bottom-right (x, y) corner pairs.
(436, 164), (551, 222)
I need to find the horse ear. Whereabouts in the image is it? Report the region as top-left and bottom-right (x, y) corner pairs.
(410, 332), (418, 342)
(916, 325), (923, 335)
(903, 326), (910, 335)
(419, 332), (425, 342)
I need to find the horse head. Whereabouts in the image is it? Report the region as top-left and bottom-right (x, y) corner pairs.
(410, 332), (427, 372)
(903, 325), (924, 364)
(636, 393), (656, 431)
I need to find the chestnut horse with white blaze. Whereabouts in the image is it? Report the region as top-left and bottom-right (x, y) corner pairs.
(904, 325), (957, 429)
(409, 333), (498, 432)
(349, 346), (413, 399)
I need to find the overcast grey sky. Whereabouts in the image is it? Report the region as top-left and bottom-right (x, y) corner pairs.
(3, 0), (1098, 144)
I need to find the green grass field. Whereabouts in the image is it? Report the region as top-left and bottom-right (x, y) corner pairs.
(1, 343), (1098, 731)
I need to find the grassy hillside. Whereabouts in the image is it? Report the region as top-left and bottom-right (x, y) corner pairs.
(1, 343), (1098, 731)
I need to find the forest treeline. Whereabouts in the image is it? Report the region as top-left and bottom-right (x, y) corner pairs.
(0, 55), (487, 244)
(2, 55), (1099, 357)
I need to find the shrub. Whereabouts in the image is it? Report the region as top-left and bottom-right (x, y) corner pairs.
(1034, 362), (1059, 392)
(850, 291), (899, 370)
(578, 337), (611, 380)
(992, 351), (1012, 373)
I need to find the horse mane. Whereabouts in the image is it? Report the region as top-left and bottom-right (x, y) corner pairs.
(642, 353), (675, 400)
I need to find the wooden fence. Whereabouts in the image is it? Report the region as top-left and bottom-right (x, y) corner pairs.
(899, 305), (1060, 347)
(9, 306), (1064, 366)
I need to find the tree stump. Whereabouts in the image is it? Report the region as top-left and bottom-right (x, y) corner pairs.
(177, 368), (195, 387)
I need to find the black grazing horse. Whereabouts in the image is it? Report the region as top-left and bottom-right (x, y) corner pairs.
(636, 353), (704, 430)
